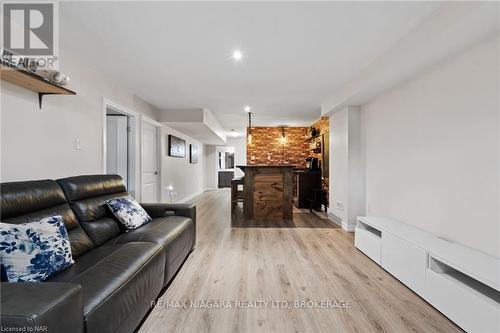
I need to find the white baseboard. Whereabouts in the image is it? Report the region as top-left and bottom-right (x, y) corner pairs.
(327, 212), (355, 232)
(327, 212), (342, 228)
(343, 223), (356, 232)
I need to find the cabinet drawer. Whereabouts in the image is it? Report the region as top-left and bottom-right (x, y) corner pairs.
(426, 257), (500, 332)
(355, 224), (381, 264)
(381, 232), (427, 295)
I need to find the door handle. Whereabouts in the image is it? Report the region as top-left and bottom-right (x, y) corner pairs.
(154, 171), (158, 175)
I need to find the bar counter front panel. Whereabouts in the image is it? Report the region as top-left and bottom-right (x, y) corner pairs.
(239, 165), (294, 221)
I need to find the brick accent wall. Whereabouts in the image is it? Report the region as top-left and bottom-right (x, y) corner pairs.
(310, 117), (329, 172)
(247, 127), (309, 168)
(310, 117), (330, 203)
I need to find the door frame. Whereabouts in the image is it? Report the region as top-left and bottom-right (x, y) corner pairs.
(102, 97), (140, 198)
(141, 116), (162, 202)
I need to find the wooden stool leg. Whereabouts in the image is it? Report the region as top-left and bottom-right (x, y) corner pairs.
(231, 182), (237, 214)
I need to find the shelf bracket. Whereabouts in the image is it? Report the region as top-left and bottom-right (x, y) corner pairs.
(38, 93), (57, 109)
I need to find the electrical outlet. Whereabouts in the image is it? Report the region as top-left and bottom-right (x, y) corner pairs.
(336, 201), (344, 211)
(251, 156), (255, 160)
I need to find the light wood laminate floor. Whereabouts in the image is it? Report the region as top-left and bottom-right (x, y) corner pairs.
(139, 189), (461, 333)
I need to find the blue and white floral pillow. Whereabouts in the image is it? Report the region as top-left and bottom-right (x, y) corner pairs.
(0, 216), (74, 282)
(106, 196), (152, 231)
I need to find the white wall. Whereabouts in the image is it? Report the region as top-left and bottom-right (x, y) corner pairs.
(1, 47), (206, 203)
(1, 47), (158, 183)
(330, 109), (348, 224)
(329, 106), (365, 231)
(160, 125), (205, 202)
(203, 145), (217, 189)
(348, 107), (365, 230)
(362, 36), (499, 257)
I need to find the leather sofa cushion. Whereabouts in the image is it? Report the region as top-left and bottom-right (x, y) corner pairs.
(58, 175), (129, 245)
(70, 192), (128, 223)
(70, 193), (129, 246)
(50, 242), (165, 333)
(1, 282), (84, 333)
(79, 217), (122, 246)
(0, 180), (95, 258)
(109, 216), (195, 284)
(57, 174), (127, 202)
(109, 216), (192, 246)
(1, 180), (66, 218)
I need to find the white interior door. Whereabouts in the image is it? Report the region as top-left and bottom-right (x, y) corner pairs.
(142, 122), (159, 202)
(106, 115), (128, 185)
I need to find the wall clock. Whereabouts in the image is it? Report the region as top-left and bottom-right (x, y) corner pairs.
(168, 135), (186, 158)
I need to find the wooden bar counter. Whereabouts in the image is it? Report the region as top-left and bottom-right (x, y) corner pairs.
(238, 165), (294, 221)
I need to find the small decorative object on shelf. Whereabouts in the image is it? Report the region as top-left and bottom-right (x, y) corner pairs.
(308, 138), (322, 153)
(305, 127), (321, 142)
(48, 71), (70, 86)
(309, 126), (318, 138)
(36, 69), (71, 86)
(18, 57), (39, 72)
(1, 47), (21, 67)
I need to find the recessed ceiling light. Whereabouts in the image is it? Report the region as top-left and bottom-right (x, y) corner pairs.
(244, 106), (251, 112)
(232, 50), (243, 61)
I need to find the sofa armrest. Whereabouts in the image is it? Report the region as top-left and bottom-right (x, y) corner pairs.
(141, 203), (197, 250)
(1, 282), (84, 333)
(140, 203), (196, 223)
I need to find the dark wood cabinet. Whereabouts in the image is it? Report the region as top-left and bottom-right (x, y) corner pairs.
(294, 171), (321, 208)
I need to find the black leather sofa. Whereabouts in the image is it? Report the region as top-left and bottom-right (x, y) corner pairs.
(0, 175), (196, 333)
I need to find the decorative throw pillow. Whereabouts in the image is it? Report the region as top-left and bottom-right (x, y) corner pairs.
(106, 196), (152, 231)
(0, 216), (74, 282)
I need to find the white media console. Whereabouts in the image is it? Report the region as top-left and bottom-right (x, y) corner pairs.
(355, 216), (500, 332)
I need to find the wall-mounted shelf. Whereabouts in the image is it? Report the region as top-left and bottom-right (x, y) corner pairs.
(1, 63), (76, 109)
(304, 135), (320, 142)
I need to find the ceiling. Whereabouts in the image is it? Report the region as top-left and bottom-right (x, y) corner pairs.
(59, 2), (445, 131)
(321, 2), (500, 115)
